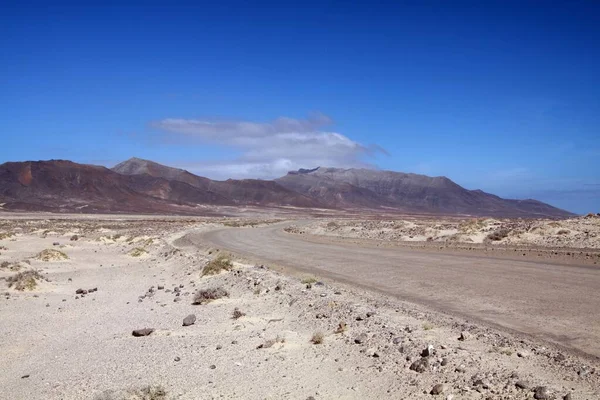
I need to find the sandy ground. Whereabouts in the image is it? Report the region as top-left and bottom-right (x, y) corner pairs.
(1, 216), (599, 399)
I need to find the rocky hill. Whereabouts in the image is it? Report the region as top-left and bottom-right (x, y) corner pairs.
(275, 167), (574, 218)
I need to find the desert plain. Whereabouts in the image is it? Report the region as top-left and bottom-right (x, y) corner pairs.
(1, 211), (599, 399)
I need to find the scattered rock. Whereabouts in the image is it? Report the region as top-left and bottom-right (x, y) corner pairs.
(441, 358), (449, 366)
(458, 331), (471, 341)
(431, 383), (448, 395)
(75, 288), (87, 295)
(354, 333), (368, 344)
(209, 364), (216, 369)
(517, 350), (530, 358)
(21, 374), (30, 379)
(421, 344), (434, 357)
(515, 381), (530, 390)
(174, 357), (181, 362)
(410, 357), (429, 373)
(563, 393), (573, 400)
(534, 386), (551, 400)
(157, 285), (164, 290)
(132, 328), (154, 337)
(182, 314), (196, 326)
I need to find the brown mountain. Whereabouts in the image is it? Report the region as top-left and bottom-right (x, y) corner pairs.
(112, 158), (322, 208)
(0, 160), (233, 213)
(0, 159), (574, 217)
(275, 167), (574, 218)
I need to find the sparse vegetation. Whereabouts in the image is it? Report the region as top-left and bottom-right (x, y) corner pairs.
(486, 228), (510, 241)
(1, 261), (10, 269)
(202, 254), (233, 276)
(311, 331), (325, 344)
(334, 322), (347, 334)
(422, 322), (434, 331)
(301, 276), (318, 284)
(232, 307), (246, 319)
(0, 232), (15, 240)
(36, 249), (69, 261)
(129, 247), (148, 257)
(6, 270), (45, 291)
(192, 287), (229, 305)
(326, 221), (339, 229)
(93, 385), (167, 400)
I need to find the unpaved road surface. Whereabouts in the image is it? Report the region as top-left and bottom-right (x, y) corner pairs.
(195, 222), (600, 359)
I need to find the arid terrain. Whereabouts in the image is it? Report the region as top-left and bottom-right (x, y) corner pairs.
(1, 213), (599, 399)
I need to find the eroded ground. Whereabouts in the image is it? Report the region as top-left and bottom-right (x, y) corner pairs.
(1, 215), (599, 399)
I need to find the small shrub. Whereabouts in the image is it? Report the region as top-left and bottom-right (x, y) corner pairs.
(301, 276), (318, 284)
(422, 322), (434, 331)
(486, 228), (510, 241)
(0, 232), (14, 240)
(202, 254), (233, 276)
(311, 331), (325, 344)
(36, 249), (69, 261)
(232, 308), (246, 319)
(334, 322), (347, 334)
(129, 248), (148, 257)
(1, 261), (10, 269)
(70, 234), (79, 241)
(192, 287), (229, 305)
(6, 270), (45, 291)
(326, 221), (339, 229)
(93, 385), (167, 400)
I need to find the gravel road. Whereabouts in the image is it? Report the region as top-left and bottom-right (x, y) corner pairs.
(195, 222), (600, 359)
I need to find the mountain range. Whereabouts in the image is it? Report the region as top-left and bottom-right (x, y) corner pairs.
(0, 158), (574, 217)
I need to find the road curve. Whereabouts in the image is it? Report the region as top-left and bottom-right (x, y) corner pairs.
(191, 223), (600, 358)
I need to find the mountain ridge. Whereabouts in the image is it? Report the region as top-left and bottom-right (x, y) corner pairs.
(0, 158), (575, 217)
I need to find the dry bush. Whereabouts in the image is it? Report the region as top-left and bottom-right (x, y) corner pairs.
(232, 308), (246, 319)
(128, 248), (148, 257)
(311, 331), (325, 344)
(202, 254), (233, 276)
(0, 232), (14, 240)
(36, 249), (69, 261)
(334, 322), (347, 334)
(486, 228), (510, 241)
(6, 270), (45, 291)
(93, 385), (167, 400)
(301, 276), (318, 284)
(192, 287), (229, 305)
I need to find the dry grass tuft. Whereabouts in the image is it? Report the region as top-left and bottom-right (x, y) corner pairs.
(202, 254), (233, 276)
(310, 331), (325, 344)
(192, 287), (229, 305)
(36, 249), (69, 261)
(94, 385), (167, 400)
(232, 307), (246, 319)
(422, 322), (434, 331)
(6, 270), (45, 291)
(128, 247), (148, 257)
(301, 276), (318, 284)
(334, 322), (347, 334)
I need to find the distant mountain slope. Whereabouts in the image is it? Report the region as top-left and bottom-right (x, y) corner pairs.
(112, 158), (323, 208)
(0, 160), (232, 213)
(0, 159), (574, 217)
(275, 167), (574, 218)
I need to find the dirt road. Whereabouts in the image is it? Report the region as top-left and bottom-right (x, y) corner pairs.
(194, 222), (600, 359)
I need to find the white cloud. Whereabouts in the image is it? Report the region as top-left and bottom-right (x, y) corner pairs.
(151, 114), (385, 179)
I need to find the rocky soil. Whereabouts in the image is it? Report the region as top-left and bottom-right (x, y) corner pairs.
(1, 216), (599, 399)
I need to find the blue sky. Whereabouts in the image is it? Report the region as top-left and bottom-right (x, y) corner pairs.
(1, 1), (599, 213)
